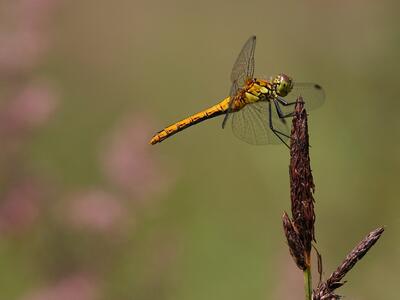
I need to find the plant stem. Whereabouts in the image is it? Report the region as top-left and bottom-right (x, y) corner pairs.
(304, 265), (312, 300)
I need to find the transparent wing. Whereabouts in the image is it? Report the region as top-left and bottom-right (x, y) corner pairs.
(222, 36), (256, 128)
(230, 35), (256, 87)
(231, 101), (289, 145)
(275, 82), (325, 117)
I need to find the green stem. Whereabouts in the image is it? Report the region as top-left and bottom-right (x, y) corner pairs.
(304, 266), (312, 300)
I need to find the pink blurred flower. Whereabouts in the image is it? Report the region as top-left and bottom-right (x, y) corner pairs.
(21, 272), (99, 300)
(0, 0), (60, 74)
(18, 0), (61, 30)
(0, 82), (58, 137)
(65, 189), (126, 233)
(0, 29), (46, 74)
(100, 114), (170, 201)
(0, 179), (43, 233)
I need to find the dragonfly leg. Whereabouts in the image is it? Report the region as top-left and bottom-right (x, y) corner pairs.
(276, 96), (297, 106)
(222, 99), (235, 129)
(222, 112), (230, 129)
(268, 101), (290, 148)
(274, 99), (294, 119)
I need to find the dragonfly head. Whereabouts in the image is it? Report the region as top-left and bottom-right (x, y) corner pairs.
(273, 74), (294, 97)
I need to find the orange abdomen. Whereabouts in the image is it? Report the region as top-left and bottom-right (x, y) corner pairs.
(149, 97), (230, 145)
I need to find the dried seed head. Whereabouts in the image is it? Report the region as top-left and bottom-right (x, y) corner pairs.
(288, 97), (315, 259)
(326, 227), (384, 287)
(313, 227), (384, 300)
(282, 212), (307, 270)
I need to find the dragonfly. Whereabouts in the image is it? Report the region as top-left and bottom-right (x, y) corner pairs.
(149, 35), (324, 147)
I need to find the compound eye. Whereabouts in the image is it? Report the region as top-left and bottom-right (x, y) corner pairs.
(277, 81), (290, 96)
(280, 82), (288, 90)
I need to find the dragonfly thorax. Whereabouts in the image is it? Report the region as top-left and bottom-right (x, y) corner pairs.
(272, 73), (294, 97)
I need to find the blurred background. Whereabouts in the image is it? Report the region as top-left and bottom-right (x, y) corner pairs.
(0, 0), (398, 299)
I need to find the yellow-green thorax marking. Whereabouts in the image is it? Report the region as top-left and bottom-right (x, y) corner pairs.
(236, 73), (294, 109)
(239, 79), (272, 108)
